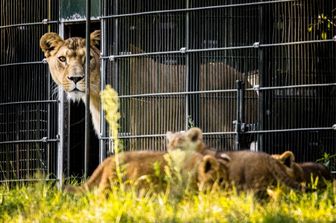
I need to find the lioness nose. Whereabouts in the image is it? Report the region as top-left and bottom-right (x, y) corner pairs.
(68, 76), (84, 84)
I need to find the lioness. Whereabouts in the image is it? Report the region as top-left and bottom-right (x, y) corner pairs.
(272, 151), (333, 189)
(64, 150), (227, 193)
(40, 31), (101, 134)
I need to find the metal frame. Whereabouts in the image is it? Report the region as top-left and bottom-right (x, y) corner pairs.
(1, 0), (335, 181)
(98, 0), (336, 175)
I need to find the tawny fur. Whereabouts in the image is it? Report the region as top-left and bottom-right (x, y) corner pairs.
(166, 127), (222, 158)
(217, 150), (305, 193)
(64, 150), (228, 194)
(40, 31), (101, 135)
(165, 129), (302, 193)
(166, 128), (207, 153)
(272, 151), (333, 189)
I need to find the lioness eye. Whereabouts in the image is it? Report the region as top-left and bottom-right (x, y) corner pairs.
(58, 56), (66, 62)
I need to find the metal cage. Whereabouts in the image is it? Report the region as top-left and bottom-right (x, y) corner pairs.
(0, 0), (59, 183)
(1, 0), (335, 184)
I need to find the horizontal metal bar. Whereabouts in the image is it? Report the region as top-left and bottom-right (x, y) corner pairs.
(99, 0), (297, 19)
(0, 60), (47, 68)
(118, 82), (336, 99)
(0, 17), (101, 30)
(245, 82), (336, 92)
(103, 37), (336, 59)
(247, 126), (335, 134)
(0, 178), (57, 183)
(0, 20), (58, 29)
(100, 126), (335, 140)
(60, 18), (100, 23)
(0, 100), (58, 107)
(99, 131), (237, 140)
(101, 50), (181, 60)
(118, 89), (237, 99)
(0, 138), (59, 145)
(100, 133), (165, 140)
(260, 38), (336, 48)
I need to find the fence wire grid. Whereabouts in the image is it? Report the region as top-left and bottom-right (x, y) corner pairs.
(0, 0), (335, 183)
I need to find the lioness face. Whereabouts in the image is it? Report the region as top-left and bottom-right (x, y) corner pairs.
(40, 31), (100, 101)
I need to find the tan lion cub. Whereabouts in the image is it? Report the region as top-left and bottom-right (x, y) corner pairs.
(64, 150), (226, 193)
(272, 151), (333, 189)
(166, 128), (304, 193)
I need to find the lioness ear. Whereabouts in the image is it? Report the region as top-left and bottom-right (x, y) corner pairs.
(40, 32), (64, 57)
(90, 30), (100, 47)
(186, 127), (203, 142)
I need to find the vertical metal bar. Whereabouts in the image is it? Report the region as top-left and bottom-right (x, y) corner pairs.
(66, 101), (71, 177)
(257, 2), (264, 152)
(56, 22), (65, 189)
(239, 81), (245, 135)
(110, 0), (118, 154)
(235, 80), (242, 150)
(84, 0), (91, 178)
(99, 0), (107, 163)
(184, 0), (190, 130)
(46, 0), (52, 179)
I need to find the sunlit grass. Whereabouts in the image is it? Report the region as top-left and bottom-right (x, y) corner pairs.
(2, 86), (332, 222)
(0, 181), (335, 223)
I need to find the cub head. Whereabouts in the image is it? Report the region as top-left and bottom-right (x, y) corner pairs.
(197, 155), (229, 191)
(271, 151), (305, 182)
(40, 30), (101, 101)
(166, 127), (206, 152)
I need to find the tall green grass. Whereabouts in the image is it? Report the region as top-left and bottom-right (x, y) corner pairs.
(2, 85), (333, 222)
(0, 181), (335, 223)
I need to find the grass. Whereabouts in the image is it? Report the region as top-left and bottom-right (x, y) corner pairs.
(0, 181), (335, 223)
(1, 85), (334, 222)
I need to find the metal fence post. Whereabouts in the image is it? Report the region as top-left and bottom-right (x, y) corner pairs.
(257, 2), (265, 152)
(56, 22), (65, 189)
(99, 0), (107, 163)
(234, 80), (244, 150)
(184, 0), (190, 130)
(84, 0), (91, 179)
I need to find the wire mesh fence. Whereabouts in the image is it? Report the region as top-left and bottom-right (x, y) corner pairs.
(0, 0), (59, 182)
(0, 0), (335, 183)
(102, 0), (336, 170)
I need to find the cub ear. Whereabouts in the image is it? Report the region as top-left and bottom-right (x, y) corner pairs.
(186, 127), (203, 142)
(90, 30), (100, 47)
(272, 151), (295, 168)
(40, 32), (64, 57)
(280, 151), (295, 168)
(200, 155), (219, 175)
(165, 131), (174, 143)
(217, 153), (231, 162)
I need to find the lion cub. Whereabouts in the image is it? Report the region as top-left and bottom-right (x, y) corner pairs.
(272, 151), (333, 189)
(64, 150), (225, 193)
(216, 150), (304, 193)
(166, 128), (304, 193)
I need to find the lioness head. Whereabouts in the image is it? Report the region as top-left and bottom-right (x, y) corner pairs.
(40, 30), (100, 101)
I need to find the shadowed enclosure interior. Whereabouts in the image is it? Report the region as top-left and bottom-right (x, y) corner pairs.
(0, 0), (335, 182)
